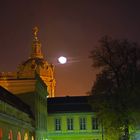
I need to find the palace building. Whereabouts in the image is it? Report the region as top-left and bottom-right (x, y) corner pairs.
(0, 27), (139, 140)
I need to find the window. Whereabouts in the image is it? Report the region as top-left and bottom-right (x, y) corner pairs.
(92, 117), (98, 130)
(67, 118), (73, 130)
(24, 133), (28, 140)
(0, 128), (2, 140)
(31, 136), (34, 140)
(79, 117), (86, 130)
(8, 130), (13, 140)
(17, 132), (21, 140)
(55, 118), (61, 131)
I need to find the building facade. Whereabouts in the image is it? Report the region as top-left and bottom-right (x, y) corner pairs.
(0, 86), (34, 140)
(47, 96), (102, 140)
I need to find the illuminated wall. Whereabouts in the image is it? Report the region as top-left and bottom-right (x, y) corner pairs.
(0, 100), (34, 140)
(47, 112), (102, 140)
(35, 76), (48, 140)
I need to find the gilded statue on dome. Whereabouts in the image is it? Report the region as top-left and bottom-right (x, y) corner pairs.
(33, 26), (39, 40)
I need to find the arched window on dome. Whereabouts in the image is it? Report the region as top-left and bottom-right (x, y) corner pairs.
(31, 135), (34, 140)
(8, 130), (13, 140)
(0, 128), (3, 140)
(24, 133), (28, 140)
(17, 131), (21, 140)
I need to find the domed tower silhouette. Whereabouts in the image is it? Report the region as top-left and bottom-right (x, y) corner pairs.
(17, 27), (56, 97)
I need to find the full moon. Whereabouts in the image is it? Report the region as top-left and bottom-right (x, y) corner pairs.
(58, 56), (67, 64)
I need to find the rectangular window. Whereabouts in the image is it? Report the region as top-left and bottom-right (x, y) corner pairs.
(67, 118), (73, 130)
(55, 118), (61, 131)
(92, 117), (98, 130)
(80, 117), (86, 130)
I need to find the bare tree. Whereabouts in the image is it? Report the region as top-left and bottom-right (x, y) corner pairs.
(90, 36), (140, 140)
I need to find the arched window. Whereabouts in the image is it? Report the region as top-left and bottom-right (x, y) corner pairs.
(24, 133), (28, 140)
(0, 128), (3, 140)
(31, 136), (34, 140)
(17, 132), (21, 140)
(8, 130), (13, 140)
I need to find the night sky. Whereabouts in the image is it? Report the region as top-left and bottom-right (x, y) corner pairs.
(0, 1), (140, 96)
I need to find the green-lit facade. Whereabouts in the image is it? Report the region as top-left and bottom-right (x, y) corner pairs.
(46, 96), (103, 140)
(47, 112), (102, 140)
(0, 86), (34, 140)
(0, 84), (103, 140)
(0, 78), (103, 140)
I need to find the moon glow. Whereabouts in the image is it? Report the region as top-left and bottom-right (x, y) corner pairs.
(58, 56), (67, 64)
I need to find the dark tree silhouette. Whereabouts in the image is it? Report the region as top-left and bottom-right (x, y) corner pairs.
(90, 36), (140, 140)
